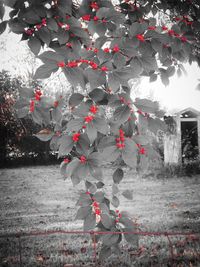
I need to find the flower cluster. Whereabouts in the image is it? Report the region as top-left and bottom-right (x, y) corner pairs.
(116, 129), (125, 149)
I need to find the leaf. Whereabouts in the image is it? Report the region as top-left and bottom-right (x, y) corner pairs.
(101, 146), (120, 163)
(130, 58), (143, 76)
(112, 183), (119, 195)
(35, 129), (54, 141)
(108, 72), (121, 93)
(134, 98), (159, 114)
(113, 53), (126, 68)
(0, 3), (5, 20)
(69, 93), (84, 107)
(58, 135), (74, 157)
(102, 232), (120, 246)
(111, 196), (120, 208)
(34, 63), (58, 79)
(93, 117), (109, 135)
(113, 168), (123, 184)
(75, 206), (92, 220)
(89, 88), (105, 102)
(86, 123), (97, 143)
(63, 67), (86, 89)
(85, 69), (106, 89)
(83, 213), (96, 231)
(122, 190), (133, 200)
(47, 18), (58, 31)
(67, 118), (83, 132)
(94, 191), (104, 202)
(38, 27), (51, 46)
(57, 28), (69, 45)
(101, 214), (113, 229)
(140, 55), (158, 73)
(28, 36), (41, 55)
(0, 21), (7, 34)
(122, 138), (137, 168)
(65, 158), (80, 179)
(113, 105), (130, 124)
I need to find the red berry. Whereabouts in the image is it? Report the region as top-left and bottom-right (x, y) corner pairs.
(84, 116), (94, 123)
(80, 155), (87, 163)
(93, 48), (99, 53)
(54, 101), (59, 108)
(112, 44), (120, 53)
(82, 15), (91, 21)
(57, 61), (65, 68)
(101, 66), (108, 71)
(93, 16), (99, 22)
(90, 2), (99, 10)
(148, 26), (156, 30)
(136, 34), (145, 42)
(162, 26), (168, 31)
(29, 100), (35, 113)
(103, 47), (110, 53)
(72, 132), (81, 142)
(63, 158), (70, 163)
(90, 105), (98, 114)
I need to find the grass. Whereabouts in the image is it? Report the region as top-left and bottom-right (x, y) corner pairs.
(0, 165), (200, 266)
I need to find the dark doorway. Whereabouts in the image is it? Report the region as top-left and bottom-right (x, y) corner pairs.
(181, 121), (199, 162)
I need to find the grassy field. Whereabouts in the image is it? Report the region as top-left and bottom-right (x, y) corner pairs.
(0, 165), (200, 266)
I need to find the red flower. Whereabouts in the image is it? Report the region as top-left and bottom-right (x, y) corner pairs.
(80, 155), (87, 163)
(72, 132), (81, 142)
(162, 26), (168, 31)
(84, 116), (94, 123)
(93, 16), (99, 22)
(54, 101), (59, 108)
(67, 61), (78, 68)
(103, 47), (110, 53)
(29, 100), (35, 113)
(82, 14), (91, 21)
(136, 34), (145, 42)
(90, 105), (98, 114)
(148, 26), (156, 30)
(90, 2), (99, 10)
(63, 158), (70, 163)
(112, 44), (120, 53)
(57, 61), (65, 68)
(101, 66), (108, 71)
(180, 36), (187, 42)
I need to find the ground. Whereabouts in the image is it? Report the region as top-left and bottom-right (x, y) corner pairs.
(0, 165), (200, 266)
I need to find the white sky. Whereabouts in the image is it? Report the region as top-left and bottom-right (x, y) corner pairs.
(0, 30), (200, 113)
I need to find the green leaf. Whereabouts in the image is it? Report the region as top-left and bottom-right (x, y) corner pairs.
(28, 36), (41, 55)
(58, 135), (74, 157)
(35, 130), (54, 141)
(113, 53), (126, 68)
(102, 232), (120, 246)
(111, 196), (120, 208)
(75, 206), (92, 220)
(83, 213), (96, 231)
(113, 168), (123, 184)
(113, 105), (130, 124)
(34, 63), (58, 79)
(67, 118), (83, 132)
(89, 88), (105, 102)
(85, 69), (106, 89)
(129, 22), (144, 37)
(0, 21), (7, 34)
(93, 117), (109, 135)
(88, 20), (107, 37)
(134, 98), (159, 114)
(108, 72), (121, 93)
(57, 28), (69, 45)
(140, 55), (158, 73)
(47, 18), (58, 31)
(69, 93), (84, 107)
(130, 58), (143, 76)
(38, 27), (51, 46)
(112, 183), (119, 195)
(122, 139), (137, 168)
(86, 123), (97, 143)
(101, 214), (113, 229)
(65, 158), (80, 179)
(94, 191), (105, 203)
(101, 146), (120, 163)
(63, 67), (86, 89)
(122, 189), (133, 200)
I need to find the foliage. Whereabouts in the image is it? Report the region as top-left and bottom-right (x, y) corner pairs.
(1, 0), (199, 259)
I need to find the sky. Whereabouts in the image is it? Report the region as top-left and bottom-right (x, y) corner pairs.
(0, 29), (200, 114)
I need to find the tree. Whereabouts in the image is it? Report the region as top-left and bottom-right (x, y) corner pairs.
(0, 0), (199, 259)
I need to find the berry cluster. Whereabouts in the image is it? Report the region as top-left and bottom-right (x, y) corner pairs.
(82, 14), (107, 23)
(72, 132), (81, 142)
(116, 129), (125, 149)
(24, 18), (47, 36)
(29, 100), (35, 113)
(137, 144), (146, 155)
(84, 115), (94, 123)
(89, 105), (98, 114)
(92, 201), (101, 215)
(90, 1), (99, 10)
(115, 210), (122, 223)
(57, 59), (109, 71)
(34, 89), (42, 101)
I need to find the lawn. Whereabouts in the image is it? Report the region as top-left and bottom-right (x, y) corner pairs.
(0, 165), (200, 266)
